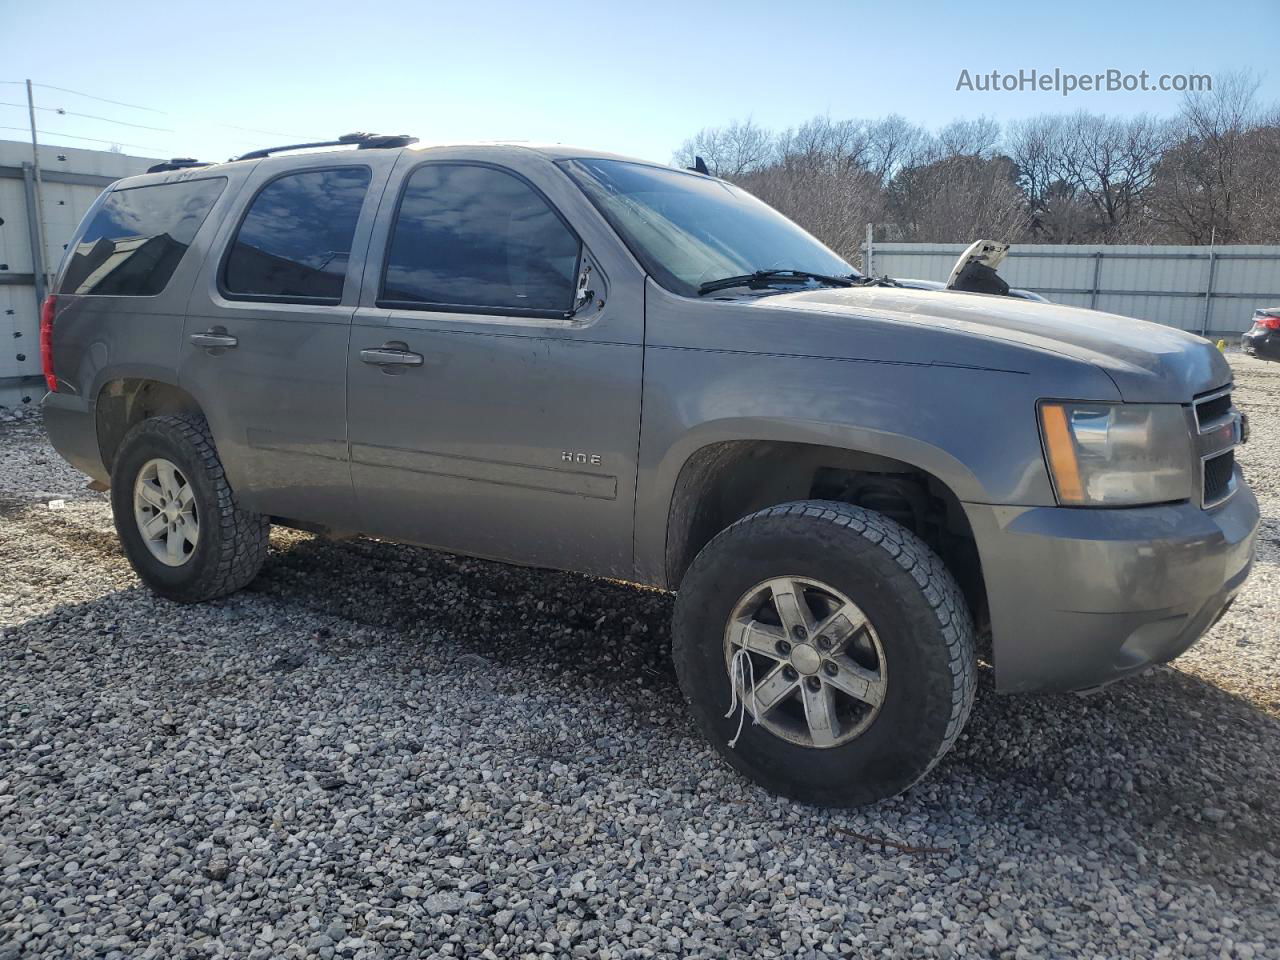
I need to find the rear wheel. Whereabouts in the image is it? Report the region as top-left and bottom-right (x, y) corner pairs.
(673, 500), (976, 807)
(110, 415), (268, 603)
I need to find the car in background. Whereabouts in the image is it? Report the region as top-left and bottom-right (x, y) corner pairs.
(1241, 307), (1280, 361)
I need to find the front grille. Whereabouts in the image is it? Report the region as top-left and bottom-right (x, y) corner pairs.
(1192, 384), (1239, 508)
(1202, 450), (1236, 507)
(1194, 389), (1232, 430)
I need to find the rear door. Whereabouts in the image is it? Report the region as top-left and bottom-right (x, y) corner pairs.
(180, 152), (395, 527)
(345, 149), (645, 578)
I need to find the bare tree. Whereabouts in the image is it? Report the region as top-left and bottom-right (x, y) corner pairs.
(1007, 115), (1095, 241)
(732, 116), (888, 263)
(1056, 113), (1172, 237)
(935, 116), (1002, 157)
(670, 90), (1278, 247)
(862, 114), (930, 182)
(775, 116), (873, 172)
(740, 161), (885, 264)
(885, 153), (1027, 242)
(673, 119), (775, 178)
(1147, 71), (1280, 242)
(1008, 112), (1172, 241)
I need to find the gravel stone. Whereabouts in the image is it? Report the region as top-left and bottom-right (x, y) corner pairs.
(0, 353), (1277, 958)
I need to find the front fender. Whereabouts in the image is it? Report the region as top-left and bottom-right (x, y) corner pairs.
(632, 346), (1074, 586)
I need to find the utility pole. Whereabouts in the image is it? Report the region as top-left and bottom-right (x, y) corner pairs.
(1200, 226), (1217, 339)
(25, 79), (50, 302)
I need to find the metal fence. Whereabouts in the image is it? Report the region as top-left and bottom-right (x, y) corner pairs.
(0, 139), (158, 409)
(865, 241), (1280, 340)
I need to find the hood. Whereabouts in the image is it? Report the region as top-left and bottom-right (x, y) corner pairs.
(769, 286), (1231, 403)
(893, 277), (1049, 303)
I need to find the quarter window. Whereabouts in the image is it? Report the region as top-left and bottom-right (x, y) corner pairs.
(223, 167), (371, 302)
(59, 178), (226, 296)
(382, 164), (580, 314)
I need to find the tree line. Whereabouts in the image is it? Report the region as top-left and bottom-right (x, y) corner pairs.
(673, 73), (1279, 265)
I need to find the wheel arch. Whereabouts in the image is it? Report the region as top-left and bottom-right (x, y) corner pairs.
(654, 422), (989, 631)
(95, 375), (205, 477)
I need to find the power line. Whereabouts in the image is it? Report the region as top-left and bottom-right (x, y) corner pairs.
(5, 80), (322, 154)
(0, 125), (168, 153)
(0, 101), (173, 132)
(32, 82), (167, 115)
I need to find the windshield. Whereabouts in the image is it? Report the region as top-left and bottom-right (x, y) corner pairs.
(562, 158), (859, 297)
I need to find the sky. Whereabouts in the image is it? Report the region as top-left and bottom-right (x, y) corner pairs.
(2, 0), (1278, 165)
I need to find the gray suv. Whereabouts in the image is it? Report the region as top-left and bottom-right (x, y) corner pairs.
(40, 134), (1258, 806)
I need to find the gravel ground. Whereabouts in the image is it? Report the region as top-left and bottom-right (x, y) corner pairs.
(1, 355), (1278, 959)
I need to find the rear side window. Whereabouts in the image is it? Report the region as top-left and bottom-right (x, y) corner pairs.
(59, 178), (226, 296)
(381, 163), (580, 314)
(223, 167), (371, 302)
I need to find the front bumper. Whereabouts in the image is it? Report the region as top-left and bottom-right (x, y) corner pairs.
(965, 476), (1259, 693)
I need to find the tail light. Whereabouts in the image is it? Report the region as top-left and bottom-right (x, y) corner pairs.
(1255, 314), (1280, 331)
(40, 294), (57, 392)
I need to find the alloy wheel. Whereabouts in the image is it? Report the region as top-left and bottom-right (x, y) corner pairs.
(723, 577), (886, 748)
(132, 457), (199, 567)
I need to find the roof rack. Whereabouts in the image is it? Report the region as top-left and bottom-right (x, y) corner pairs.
(147, 158), (213, 173)
(231, 132), (418, 162)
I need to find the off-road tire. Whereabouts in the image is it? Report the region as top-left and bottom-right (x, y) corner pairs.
(673, 499), (976, 806)
(110, 415), (269, 603)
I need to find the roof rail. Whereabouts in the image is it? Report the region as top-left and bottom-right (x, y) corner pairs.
(231, 132), (418, 162)
(147, 158), (213, 173)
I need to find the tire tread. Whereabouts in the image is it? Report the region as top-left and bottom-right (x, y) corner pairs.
(114, 415), (268, 602)
(699, 499), (977, 792)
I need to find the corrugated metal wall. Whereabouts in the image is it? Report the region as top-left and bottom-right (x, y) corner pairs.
(868, 243), (1280, 339)
(0, 139), (159, 409)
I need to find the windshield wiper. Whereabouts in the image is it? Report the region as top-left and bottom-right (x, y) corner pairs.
(854, 274), (904, 288)
(697, 269), (858, 296)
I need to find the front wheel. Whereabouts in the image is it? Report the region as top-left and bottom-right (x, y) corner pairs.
(110, 415), (269, 603)
(672, 500), (976, 807)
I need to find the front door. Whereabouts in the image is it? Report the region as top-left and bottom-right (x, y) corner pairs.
(346, 152), (644, 579)
(180, 153), (393, 527)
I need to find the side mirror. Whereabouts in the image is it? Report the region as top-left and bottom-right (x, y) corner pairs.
(570, 259), (599, 316)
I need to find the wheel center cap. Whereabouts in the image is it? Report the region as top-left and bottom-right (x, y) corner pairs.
(790, 643), (821, 675)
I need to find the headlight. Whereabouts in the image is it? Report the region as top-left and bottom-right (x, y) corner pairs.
(1038, 402), (1193, 506)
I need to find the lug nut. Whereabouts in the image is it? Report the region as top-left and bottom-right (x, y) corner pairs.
(817, 635), (832, 651)
(775, 639), (792, 655)
(782, 666), (799, 682)
(823, 661), (838, 677)
(792, 625), (808, 641)
(806, 676), (822, 691)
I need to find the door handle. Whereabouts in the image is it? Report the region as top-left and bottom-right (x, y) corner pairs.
(190, 331), (238, 349)
(360, 346), (424, 367)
